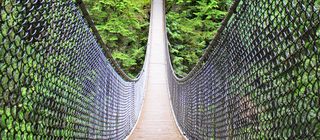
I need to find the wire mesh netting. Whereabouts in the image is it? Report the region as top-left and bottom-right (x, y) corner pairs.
(0, 0), (147, 139)
(167, 0), (320, 139)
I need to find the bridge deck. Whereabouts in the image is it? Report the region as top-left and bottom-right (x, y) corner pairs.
(128, 0), (183, 139)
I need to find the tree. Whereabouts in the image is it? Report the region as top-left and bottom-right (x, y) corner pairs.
(166, 0), (232, 76)
(83, 0), (150, 77)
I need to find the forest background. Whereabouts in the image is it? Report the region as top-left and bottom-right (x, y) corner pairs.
(84, 0), (320, 77)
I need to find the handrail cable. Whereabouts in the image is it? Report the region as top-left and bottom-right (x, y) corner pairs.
(166, 0), (320, 139)
(0, 0), (151, 139)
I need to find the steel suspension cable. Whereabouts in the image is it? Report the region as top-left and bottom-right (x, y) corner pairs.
(0, 0), (150, 139)
(166, 0), (320, 139)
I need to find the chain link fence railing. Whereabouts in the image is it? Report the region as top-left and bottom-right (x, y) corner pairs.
(167, 0), (320, 139)
(0, 0), (148, 139)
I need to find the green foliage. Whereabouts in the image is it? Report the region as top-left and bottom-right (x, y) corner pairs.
(316, 0), (320, 9)
(166, 0), (232, 76)
(83, 0), (150, 77)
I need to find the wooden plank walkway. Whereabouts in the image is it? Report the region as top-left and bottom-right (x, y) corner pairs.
(128, 0), (184, 139)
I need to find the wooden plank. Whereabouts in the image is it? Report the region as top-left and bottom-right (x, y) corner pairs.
(128, 0), (184, 139)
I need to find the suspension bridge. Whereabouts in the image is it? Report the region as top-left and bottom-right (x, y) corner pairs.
(0, 0), (319, 139)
